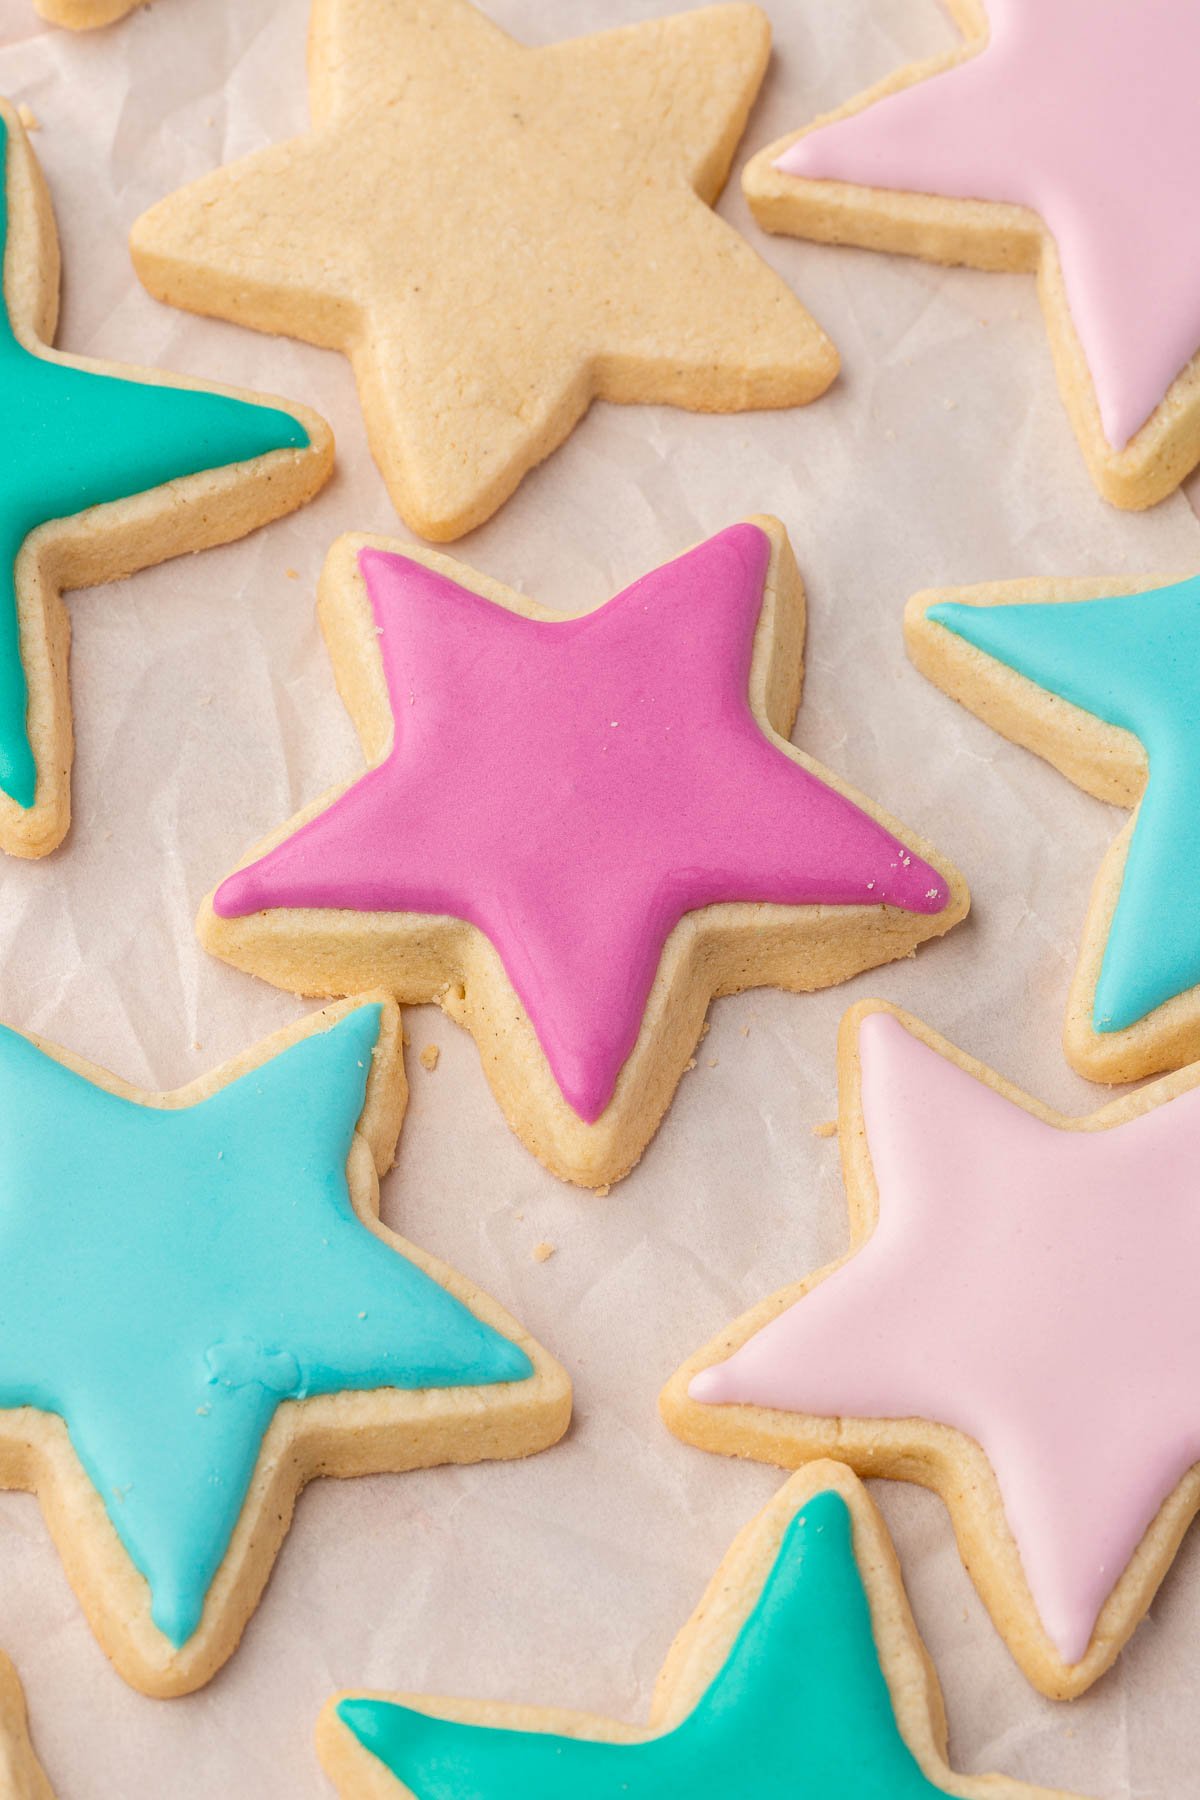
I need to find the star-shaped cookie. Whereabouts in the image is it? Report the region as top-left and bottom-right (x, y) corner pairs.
(907, 573), (1200, 1081)
(664, 1000), (1200, 1697)
(0, 997), (569, 1696)
(129, 0), (837, 541)
(199, 519), (967, 1189)
(0, 100), (331, 858)
(0, 1656), (53, 1800)
(743, 0), (1200, 510)
(317, 1461), (1081, 1800)
(33, 0), (146, 25)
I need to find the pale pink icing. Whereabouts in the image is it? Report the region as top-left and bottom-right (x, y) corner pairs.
(690, 1010), (1200, 1665)
(214, 528), (947, 1122)
(776, 0), (1200, 449)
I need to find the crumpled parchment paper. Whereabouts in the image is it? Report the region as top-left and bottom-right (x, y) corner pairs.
(0, 0), (1196, 1794)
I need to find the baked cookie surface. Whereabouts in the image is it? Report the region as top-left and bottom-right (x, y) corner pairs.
(0, 100), (332, 858)
(0, 998), (569, 1696)
(0, 1656), (54, 1800)
(664, 1000), (1200, 1697)
(743, 0), (1200, 509)
(130, 0), (837, 541)
(33, 0), (147, 25)
(199, 519), (967, 1188)
(317, 1461), (1081, 1799)
(906, 574), (1200, 1080)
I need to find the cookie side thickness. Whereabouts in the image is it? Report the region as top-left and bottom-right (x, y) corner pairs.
(905, 576), (1200, 1080)
(662, 999), (1200, 1697)
(0, 1656), (54, 1800)
(742, 0), (1200, 510)
(0, 99), (332, 857)
(129, 0), (836, 541)
(197, 518), (968, 1189)
(316, 1462), (1083, 1799)
(0, 998), (570, 1695)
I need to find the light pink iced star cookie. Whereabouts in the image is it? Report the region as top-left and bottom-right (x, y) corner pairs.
(743, 0), (1200, 509)
(198, 521), (967, 1189)
(664, 998), (1200, 1697)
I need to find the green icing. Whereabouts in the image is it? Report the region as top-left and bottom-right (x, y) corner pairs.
(0, 113), (310, 808)
(337, 1491), (951, 1797)
(928, 581), (1200, 1033)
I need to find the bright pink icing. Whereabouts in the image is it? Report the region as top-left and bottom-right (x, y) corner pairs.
(214, 528), (947, 1123)
(776, 0), (1200, 449)
(690, 1010), (1200, 1665)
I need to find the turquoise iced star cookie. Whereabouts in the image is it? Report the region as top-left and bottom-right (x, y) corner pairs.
(0, 99), (332, 856)
(907, 572), (1200, 1081)
(0, 997), (569, 1696)
(317, 1463), (1081, 1800)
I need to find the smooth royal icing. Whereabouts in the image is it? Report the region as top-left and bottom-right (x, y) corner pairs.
(776, 0), (1200, 448)
(691, 1010), (1200, 1665)
(336, 1489), (950, 1797)
(0, 1003), (531, 1647)
(214, 526), (948, 1123)
(0, 113), (309, 810)
(928, 580), (1200, 1033)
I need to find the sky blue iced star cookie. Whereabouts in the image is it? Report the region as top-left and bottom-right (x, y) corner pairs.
(906, 572), (1200, 1082)
(317, 1463), (1082, 1800)
(0, 996), (570, 1697)
(0, 98), (333, 858)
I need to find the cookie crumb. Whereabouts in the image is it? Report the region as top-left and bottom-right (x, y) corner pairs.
(402, 1030), (411, 1047)
(699, 1021), (710, 1039)
(285, 567), (299, 580)
(419, 1043), (440, 1071)
(593, 1184), (611, 1198)
(532, 1240), (556, 1263)
(513, 1210), (524, 1221)
(740, 1024), (750, 1037)
(811, 1119), (837, 1139)
(685, 1057), (696, 1071)
(707, 1056), (719, 1069)
(18, 105), (41, 133)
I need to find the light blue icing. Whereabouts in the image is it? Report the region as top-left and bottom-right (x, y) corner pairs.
(0, 111), (311, 810)
(337, 1490), (950, 1797)
(0, 1003), (532, 1646)
(928, 578), (1200, 1033)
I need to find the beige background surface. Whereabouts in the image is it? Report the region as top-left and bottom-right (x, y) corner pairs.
(0, 0), (1197, 1794)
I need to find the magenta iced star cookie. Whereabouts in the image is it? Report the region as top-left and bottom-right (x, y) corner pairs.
(664, 998), (1200, 1697)
(199, 521), (967, 1189)
(743, 0), (1200, 509)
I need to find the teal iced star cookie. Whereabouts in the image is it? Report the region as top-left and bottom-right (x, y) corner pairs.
(0, 997), (569, 1696)
(318, 1464), (1080, 1800)
(907, 572), (1200, 1081)
(0, 99), (332, 856)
